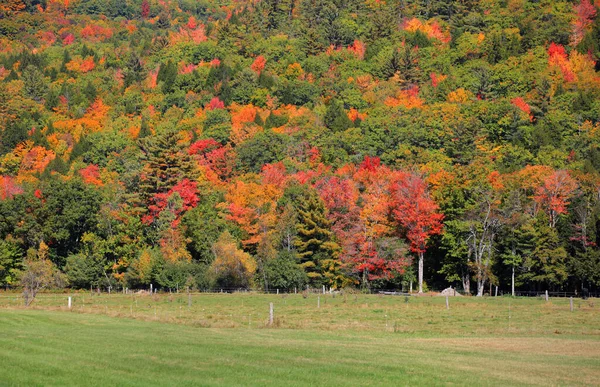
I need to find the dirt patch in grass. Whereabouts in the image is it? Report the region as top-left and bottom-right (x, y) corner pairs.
(415, 337), (600, 357)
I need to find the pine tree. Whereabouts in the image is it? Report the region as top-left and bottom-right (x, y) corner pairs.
(294, 190), (341, 285)
(138, 129), (198, 203)
(124, 53), (144, 87)
(324, 99), (352, 132)
(22, 65), (48, 102)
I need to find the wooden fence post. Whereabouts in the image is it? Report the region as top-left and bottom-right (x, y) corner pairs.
(570, 297), (574, 312)
(446, 295), (449, 310)
(68, 296), (72, 309)
(545, 290), (549, 302)
(269, 303), (274, 326)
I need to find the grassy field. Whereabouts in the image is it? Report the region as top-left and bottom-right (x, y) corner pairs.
(1, 292), (599, 385)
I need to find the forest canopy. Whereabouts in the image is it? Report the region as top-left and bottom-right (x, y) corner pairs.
(1, 0), (600, 295)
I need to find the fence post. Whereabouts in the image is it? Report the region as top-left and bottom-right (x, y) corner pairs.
(322, 285), (325, 294)
(150, 283), (153, 294)
(545, 290), (549, 302)
(68, 296), (72, 309)
(446, 295), (449, 310)
(294, 287), (297, 294)
(269, 303), (274, 326)
(570, 297), (574, 312)
(277, 289), (279, 295)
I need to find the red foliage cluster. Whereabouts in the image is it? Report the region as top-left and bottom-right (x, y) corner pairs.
(62, 33), (75, 45)
(189, 139), (232, 181)
(206, 97), (225, 110)
(572, 0), (597, 46)
(548, 42), (575, 82)
(0, 176), (23, 200)
(534, 170), (578, 227)
(511, 97), (534, 121)
(143, 179), (199, 226)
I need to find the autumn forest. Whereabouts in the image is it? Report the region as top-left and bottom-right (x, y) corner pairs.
(1, 0), (600, 296)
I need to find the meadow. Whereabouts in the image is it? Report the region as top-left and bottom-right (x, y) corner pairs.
(0, 292), (599, 385)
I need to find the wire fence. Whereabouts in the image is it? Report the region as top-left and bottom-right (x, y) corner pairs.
(1, 286), (598, 299)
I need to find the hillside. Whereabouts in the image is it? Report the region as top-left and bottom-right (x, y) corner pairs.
(1, 0), (600, 295)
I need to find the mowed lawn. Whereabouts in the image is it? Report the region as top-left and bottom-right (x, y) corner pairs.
(0, 295), (599, 386)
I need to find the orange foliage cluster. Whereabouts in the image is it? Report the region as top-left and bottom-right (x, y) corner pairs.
(347, 108), (367, 122)
(385, 85), (424, 109)
(20, 145), (55, 176)
(79, 164), (103, 186)
(65, 56), (95, 73)
(0, 0), (25, 16)
(53, 99), (109, 141)
(347, 40), (366, 59)
(225, 180), (282, 247)
(147, 68), (159, 89)
(403, 18), (451, 43)
(179, 62), (197, 74)
(80, 24), (113, 42)
(230, 104), (261, 144)
(170, 24), (207, 45)
(250, 55), (266, 75)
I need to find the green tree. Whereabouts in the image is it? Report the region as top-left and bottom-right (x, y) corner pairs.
(324, 99), (353, 132)
(263, 250), (308, 290)
(22, 65), (48, 102)
(0, 237), (23, 285)
(522, 217), (568, 289)
(292, 187), (340, 285)
(236, 129), (287, 173)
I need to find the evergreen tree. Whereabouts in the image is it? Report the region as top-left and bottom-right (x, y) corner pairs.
(22, 65), (48, 102)
(292, 188), (341, 285)
(157, 60), (177, 94)
(1, 120), (28, 155)
(123, 53), (145, 88)
(324, 99), (352, 132)
(138, 129), (198, 202)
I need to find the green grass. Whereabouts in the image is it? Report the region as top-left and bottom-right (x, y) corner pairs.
(0, 293), (599, 385)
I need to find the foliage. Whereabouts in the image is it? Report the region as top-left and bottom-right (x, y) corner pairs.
(0, 0), (599, 293)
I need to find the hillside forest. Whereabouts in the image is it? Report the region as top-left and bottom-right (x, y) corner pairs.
(2, 0), (600, 295)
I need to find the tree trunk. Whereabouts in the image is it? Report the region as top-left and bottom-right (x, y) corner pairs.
(418, 251), (424, 293)
(511, 266), (515, 297)
(462, 273), (470, 295)
(477, 280), (485, 297)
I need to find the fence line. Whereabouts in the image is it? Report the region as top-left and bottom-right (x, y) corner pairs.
(1, 287), (598, 298)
